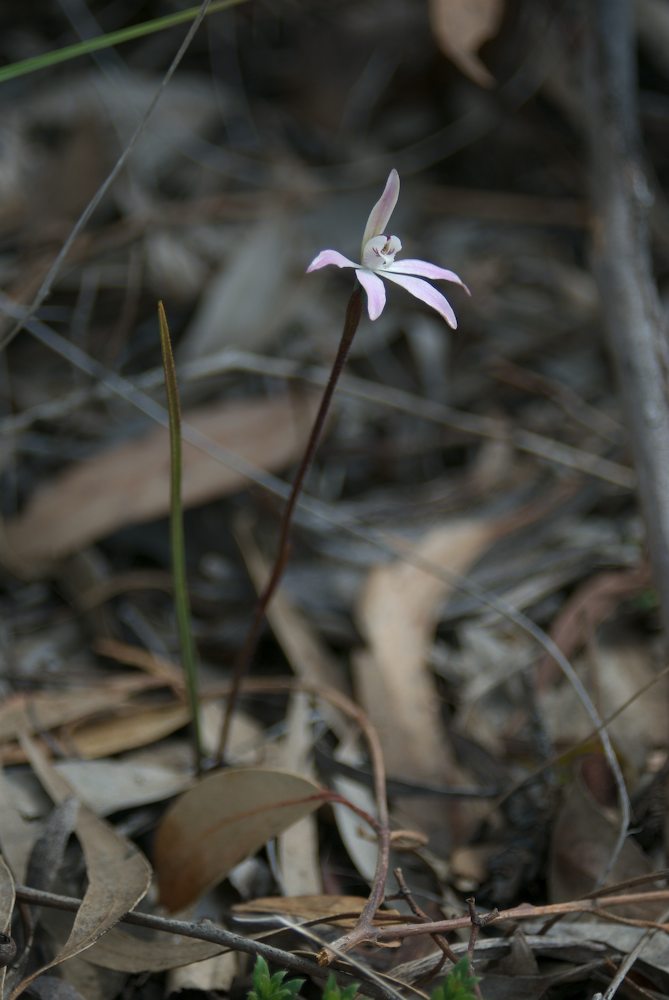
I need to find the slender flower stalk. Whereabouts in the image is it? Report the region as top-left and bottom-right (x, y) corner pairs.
(218, 289), (363, 760)
(218, 170), (467, 761)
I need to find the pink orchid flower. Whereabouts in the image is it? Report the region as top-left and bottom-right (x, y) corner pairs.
(307, 168), (469, 327)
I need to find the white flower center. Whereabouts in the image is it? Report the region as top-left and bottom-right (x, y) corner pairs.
(362, 234), (402, 270)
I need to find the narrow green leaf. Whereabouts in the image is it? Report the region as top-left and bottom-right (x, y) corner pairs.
(0, 0), (246, 85)
(158, 301), (203, 773)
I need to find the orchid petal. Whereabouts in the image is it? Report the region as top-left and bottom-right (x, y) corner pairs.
(382, 272), (458, 328)
(361, 169), (400, 252)
(361, 234), (402, 269)
(307, 249), (359, 272)
(355, 269), (386, 321)
(384, 259), (470, 293)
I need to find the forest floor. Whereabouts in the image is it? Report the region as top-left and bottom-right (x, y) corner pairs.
(0, 2), (668, 998)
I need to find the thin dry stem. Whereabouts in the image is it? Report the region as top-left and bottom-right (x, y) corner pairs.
(11, 882), (669, 995)
(393, 868), (458, 979)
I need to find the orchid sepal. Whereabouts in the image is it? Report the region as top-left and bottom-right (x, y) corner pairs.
(361, 168), (400, 253)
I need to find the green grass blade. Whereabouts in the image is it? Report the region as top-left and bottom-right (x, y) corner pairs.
(0, 0), (246, 85)
(158, 301), (203, 773)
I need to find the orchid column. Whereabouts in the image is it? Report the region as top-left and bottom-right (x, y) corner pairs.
(219, 169), (468, 759)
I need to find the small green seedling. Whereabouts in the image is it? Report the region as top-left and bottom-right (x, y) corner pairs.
(322, 973), (359, 1000)
(430, 957), (480, 1000)
(248, 955), (479, 1000)
(249, 957), (304, 1000)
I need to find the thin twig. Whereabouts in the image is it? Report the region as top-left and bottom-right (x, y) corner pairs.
(595, 905), (669, 1000)
(465, 899), (480, 972)
(465, 897), (496, 1000)
(11, 882), (669, 982)
(394, 868), (458, 974)
(10, 885), (370, 993)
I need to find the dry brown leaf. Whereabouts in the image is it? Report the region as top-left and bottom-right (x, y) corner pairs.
(0, 677), (157, 744)
(541, 629), (669, 776)
(355, 519), (500, 846)
(537, 565), (651, 690)
(233, 894), (399, 929)
(153, 767), (326, 912)
(2, 391), (318, 576)
(54, 759), (191, 816)
(11, 733), (152, 999)
(356, 519), (498, 784)
(65, 701), (191, 759)
(428, 0), (504, 87)
(85, 925), (223, 974)
(549, 762), (661, 917)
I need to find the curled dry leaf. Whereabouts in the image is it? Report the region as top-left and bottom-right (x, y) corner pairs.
(153, 768), (327, 912)
(428, 0), (504, 87)
(1, 391), (318, 577)
(11, 733), (152, 999)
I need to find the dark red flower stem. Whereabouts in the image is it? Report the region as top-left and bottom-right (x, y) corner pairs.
(218, 285), (364, 761)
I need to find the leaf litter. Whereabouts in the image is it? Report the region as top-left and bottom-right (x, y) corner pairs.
(1, 1), (668, 998)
